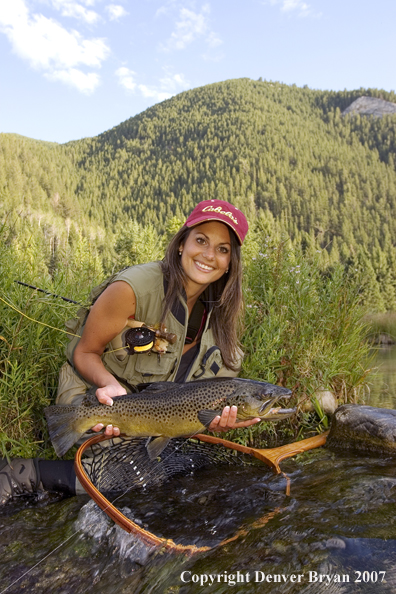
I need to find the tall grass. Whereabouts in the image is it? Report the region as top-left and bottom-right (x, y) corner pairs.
(231, 236), (374, 446)
(0, 221), (103, 458)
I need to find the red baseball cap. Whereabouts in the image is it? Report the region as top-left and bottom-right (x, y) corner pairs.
(184, 199), (249, 245)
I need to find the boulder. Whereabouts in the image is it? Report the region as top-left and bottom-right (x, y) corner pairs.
(326, 404), (396, 455)
(342, 96), (396, 118)
(302, 389), (338, 415)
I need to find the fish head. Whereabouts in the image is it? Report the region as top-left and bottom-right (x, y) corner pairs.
(232, 379), (295, 421)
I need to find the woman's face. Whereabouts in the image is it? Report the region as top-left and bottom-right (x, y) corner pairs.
(180, 221), (232, 296)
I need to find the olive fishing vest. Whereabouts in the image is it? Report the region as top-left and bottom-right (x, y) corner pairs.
(58, 262), (236, 404)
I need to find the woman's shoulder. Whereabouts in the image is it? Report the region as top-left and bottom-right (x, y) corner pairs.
(113, 261), (164, 292)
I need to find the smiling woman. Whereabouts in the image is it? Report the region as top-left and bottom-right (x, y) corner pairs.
(0, 199), (258, 504)
(180, 222), (232, 294)
(71, 199), (252, 436)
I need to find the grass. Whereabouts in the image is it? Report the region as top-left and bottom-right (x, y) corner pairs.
(234, 234), (374, 446)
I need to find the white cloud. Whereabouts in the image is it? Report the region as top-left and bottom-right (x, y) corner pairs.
(47, 67), (100, 93)
(281, 0), (309, 15)
(159, 71), (189, 93)
(115, 66), (136, 91)
(0, 0), (109, 93)
(116, 67), (189, 103)
(162, 4), (210, 51)
(155, 0), (178, 18)
(268, 0), (319, 17)
(49, 0), (100, 24)
(105, 4), (128, 21)
(206, 30), (222, 48)
(138, 84), (171, 102)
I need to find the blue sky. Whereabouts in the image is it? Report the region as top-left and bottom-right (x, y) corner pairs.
(0, 0), (395, 144)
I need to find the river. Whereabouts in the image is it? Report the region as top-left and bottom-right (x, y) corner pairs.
(1, 348), (396, 594)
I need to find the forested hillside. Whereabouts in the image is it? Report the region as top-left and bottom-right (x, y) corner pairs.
(1, 78), (396, 310)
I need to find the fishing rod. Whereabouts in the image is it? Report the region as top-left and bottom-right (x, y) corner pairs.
(14, 281), (81, 305)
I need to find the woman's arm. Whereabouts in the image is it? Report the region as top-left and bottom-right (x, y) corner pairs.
(73, 280), (136, 436)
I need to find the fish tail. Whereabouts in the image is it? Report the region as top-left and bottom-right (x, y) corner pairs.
(44, 405), (84, 457)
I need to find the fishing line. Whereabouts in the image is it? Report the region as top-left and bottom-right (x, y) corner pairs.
(0, 295), (127, 355)
(0, 531), (78, 594)
(0, 295), (80, 338)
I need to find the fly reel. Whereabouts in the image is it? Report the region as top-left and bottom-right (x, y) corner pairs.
(125, 327), (156, 354)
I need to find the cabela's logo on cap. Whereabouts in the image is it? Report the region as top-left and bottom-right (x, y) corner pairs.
(202, 205), (239, 225)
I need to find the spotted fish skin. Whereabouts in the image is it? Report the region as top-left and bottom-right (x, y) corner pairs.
(44, 377), (293, 457)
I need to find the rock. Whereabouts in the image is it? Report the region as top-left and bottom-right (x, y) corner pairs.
(326, 404), (396, 455)
(372, 333), (395, 345)
(342, 96), (396, 118)
(302, 389), (338, 415)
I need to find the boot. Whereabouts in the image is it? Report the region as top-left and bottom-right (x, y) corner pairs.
(0, 458), (43, 504)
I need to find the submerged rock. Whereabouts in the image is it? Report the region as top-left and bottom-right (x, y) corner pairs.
(326, 404), (396, 455)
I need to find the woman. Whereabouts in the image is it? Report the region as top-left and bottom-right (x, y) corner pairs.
(0, 200), (260, 502)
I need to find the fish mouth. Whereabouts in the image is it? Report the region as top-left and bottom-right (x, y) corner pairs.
(263, 406), (296, 420)
(258, 391), (292, 415)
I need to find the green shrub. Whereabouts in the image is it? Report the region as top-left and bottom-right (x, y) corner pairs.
(232, 234), (374, 446)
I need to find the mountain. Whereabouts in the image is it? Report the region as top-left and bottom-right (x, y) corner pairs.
(1, 78), (396, 309)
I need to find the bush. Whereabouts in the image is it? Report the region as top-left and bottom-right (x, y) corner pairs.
(232, 235), (373, 446)
(0, 221), (102, 458)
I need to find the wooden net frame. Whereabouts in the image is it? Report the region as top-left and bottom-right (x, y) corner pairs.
(75, 431), (328, 554)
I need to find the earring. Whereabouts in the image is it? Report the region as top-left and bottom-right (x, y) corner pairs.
(179, 251), (182, 256)
(225, 268), (229, 274)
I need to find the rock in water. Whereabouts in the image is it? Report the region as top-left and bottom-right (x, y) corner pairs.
(326, 404), (396, 455)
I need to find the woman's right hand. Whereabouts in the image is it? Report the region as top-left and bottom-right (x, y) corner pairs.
(95, 384), (127, 406)
(91, 383), (127, 437)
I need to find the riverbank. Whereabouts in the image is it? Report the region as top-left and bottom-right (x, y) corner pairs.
(365, 313), (396, 344)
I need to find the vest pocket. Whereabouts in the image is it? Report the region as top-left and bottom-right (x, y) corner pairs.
(191, 346), (223, 379)
(133, 351), (177, 380)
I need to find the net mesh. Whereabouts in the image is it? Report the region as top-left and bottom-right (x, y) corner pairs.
(81, 436), (253, 494)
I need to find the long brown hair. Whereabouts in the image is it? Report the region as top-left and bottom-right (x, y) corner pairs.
(160, 225), (243, 371)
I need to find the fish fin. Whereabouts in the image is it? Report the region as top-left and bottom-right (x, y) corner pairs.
(146, 436), (171, 460)
(136, 382), (180, 393)
(197, 410), (223, 428)
(44, 405), (83, 457)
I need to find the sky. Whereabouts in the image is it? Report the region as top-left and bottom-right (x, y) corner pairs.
(0, 0), (395, 144)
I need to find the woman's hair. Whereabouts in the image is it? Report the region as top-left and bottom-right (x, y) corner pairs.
(160, 224), (243, 371)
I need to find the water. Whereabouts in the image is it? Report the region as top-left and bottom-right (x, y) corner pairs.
(366, 346), (396, 409)
(1, 349), (396, 594)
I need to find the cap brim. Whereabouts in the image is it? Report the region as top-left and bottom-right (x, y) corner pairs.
(185, 217), (243, 245)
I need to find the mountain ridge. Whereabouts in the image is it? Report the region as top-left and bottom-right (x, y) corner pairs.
(1, 78), (396, 309)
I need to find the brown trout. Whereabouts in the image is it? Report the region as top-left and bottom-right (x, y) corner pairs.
(44, 378), (294, 458)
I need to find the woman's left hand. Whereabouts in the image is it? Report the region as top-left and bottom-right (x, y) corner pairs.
(207, 406), (261, 433)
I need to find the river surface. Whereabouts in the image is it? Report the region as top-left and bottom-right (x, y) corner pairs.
(1, 348), (396, 594)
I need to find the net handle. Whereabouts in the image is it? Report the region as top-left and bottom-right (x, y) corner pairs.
(193, 431), (329, 473)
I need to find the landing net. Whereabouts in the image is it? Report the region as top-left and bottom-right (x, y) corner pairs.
(80, 435), (252, 494)
(75, 432), (328, 553)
